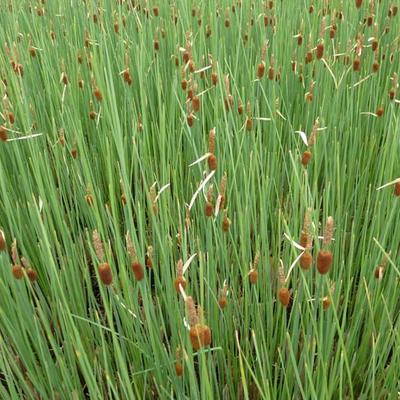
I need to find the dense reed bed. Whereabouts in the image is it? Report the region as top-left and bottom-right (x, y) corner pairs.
(0, 0), (399, 398)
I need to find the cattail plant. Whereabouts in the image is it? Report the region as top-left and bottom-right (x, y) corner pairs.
(223, 74), (233, 111)
(277, 261), (290, 307)
(245, 101), (253, 131)
(355, 0), (363, 8)
(93, 230), (112, 285)
(256, 41), (268, 79)
(207, 128), (217, 171)
(299, 209), (313, 270)
(248, 251), (260, 284)
(218, 281), (228, 309)
(205, 184), (214, 217)
(376, 106), (384, 117)
(222, 209), (231, 232)
(175, 346), (183, 376)
(184, 295), (212, 351)
(21, 257), (37, 282)
(394, 182), (400, 197)
(322, 281), (335, 310)
(211, 60), (218, 86)
(121, 53), (133, 85)
(317, 216), (334, 275)
(11, 239), (23, 280)
(146, 246), (153, 269)
(301, 119), (319, 166)
(374, 253), (390, 280)
(0, 126), (7, 142)
(126, 232), (144, 281)
(174, 258), (186, 293)
(268, 55), (275, 80)
(219, 173), (227, 211)
(85, 187), (94, 207)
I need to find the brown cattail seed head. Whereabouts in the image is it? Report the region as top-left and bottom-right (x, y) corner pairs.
(189, 324), (212, 350)
(175, 362), (183, 376)
(208, 154), (217, 171)
(222, 213), (231, 232)
(353, 58), (361, 71)
(300, 251), (313, 270)
(322, 296), (331, 310)
(0, 230), (5, 251)
(372, 61), (380, 73)
(301, 150), (312, 166)
(12, 264), (24, 280)
(376, 107), (384, 117)
(85, 194), (94, 207)
(205, 202), (213, 217)
(94, 87), (102, 102)
(394, 182), (400, 197)
(131, 261), (144, 281)
(238, 103), (244, 115)
(71, 145), (78, 159)
(187, 113), (194, 127)
(218, 297), (227, 309)
(192, 96), (200, 112)
(174, 276), (186, 293)
(323, 216), (334, 246)
(98, 262), (112, 285)
(211, 72), (218, 86)
(317, 250), (333, 274)
(26, 268), (38, 282)
(278, 287), (290, 307)
(249, 269), (258, 284)
(0, 126), (8, 142)
(316, 43), (324, 60)
(355, 0), (363, 8)
(257, 62), (265, 79)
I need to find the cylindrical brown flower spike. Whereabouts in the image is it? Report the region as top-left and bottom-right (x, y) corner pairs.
(131, 261), (144, 281)
(0, 126), (8, 142)
(301, 150), (312, 167)
(175, 347), (183, 376)
(317, 216), (334, 274)
(394, 182), (400, 197)
(98, 263), (112, 285)
(12, 264), (24, 280)
(299, 209), (313, 270)
(218, 282), (228, 309)
(185, 296), (212, 351)
(205, 185), (214, 217)
(278, 287), (290, 307)
(174, 259), (186, 293)
(248, 252), (260, 284)
(222, 210), (231, 232)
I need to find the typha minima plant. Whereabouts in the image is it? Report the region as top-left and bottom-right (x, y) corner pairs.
(174, 259), (186, 293)
(223, 74), (233, 111)
(211, 60), (218, 85)
(317, 216), (334, 275)
(222, 209), (231, 232)
(268, 55), (275, 80)
(394, 182), (400, 197)
(376, 106), (384, 117)
(205, 184), (214, 217)
(120, 52), (132, 86)
(183, 293), (212, 351)
(21, 257), (37, 282)
(248, 251), (260, 284)
(218, 281), (228, 309)
(126, 232), (144, 281)
(256, 41), (268, 79)
(207, 128), (217, 171)
(175, 346), (183, 377)
(11, 239), (23, 280)
(145, 246), (153, 269)
(93, 230), (112, 285)
(300, 119), (320, 166)
(245, 101), (253, 131)
(0, 125), (8, 142)
(277, 261), (290, 307)
(299, 209), (313, 270)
